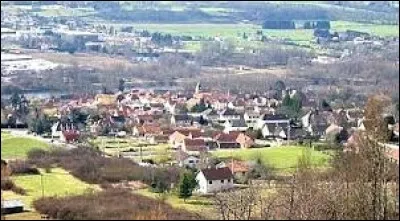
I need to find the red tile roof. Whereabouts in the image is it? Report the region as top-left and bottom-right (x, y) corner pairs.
(184, 139), (207, 152)
(215, 131), (241, 142)
(225, 160), (250, 173)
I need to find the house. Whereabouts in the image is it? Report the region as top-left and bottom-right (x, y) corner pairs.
(135, 114), (156, 125)
(261, 123), (289, 140)
(196, 167), (234, 194)
(168, 128), (203, 148)
(223, 117), (248, 133)
(171, 114), (192, 126)
(94, 94), (117, 106)
(214, 131), (254, 149)
(181, 138), (208, 154)
(132, 123), (162, 137)
(256, 114), (290, 130)
(218, 108), (241, 123)
(244, 110), (261, 129)
(216, 160), (250, 179)
(148, 134), (169, 144)
(175, 150), (201, 168)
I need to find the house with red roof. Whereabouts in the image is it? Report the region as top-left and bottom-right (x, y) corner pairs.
(181, 138), (208, 154)
(214, 131), (254, 149)
(132, 123), (162, 137)
(168, 128), (203, 148)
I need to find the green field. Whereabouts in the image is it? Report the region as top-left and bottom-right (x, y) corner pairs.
(1, 135), (50, 159)
(331, 21), (399, 37)
(212, 146), (332, 171)
(4, 168), (98, 209)
(131, 23), (260, 38)
(34, 7), (96, 17)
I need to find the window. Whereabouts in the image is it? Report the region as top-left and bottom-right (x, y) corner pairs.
(221, 180), (224, 183)
(227, 179), (231, 183)
(188, 160), (194, 163)
(209, 180), (212, 184)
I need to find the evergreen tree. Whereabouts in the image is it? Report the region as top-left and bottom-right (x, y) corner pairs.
(178, 171), (198, 202)
(282, 94), (291, 106)
(10, 92), (21, 109)
(118, 78), (125, 92)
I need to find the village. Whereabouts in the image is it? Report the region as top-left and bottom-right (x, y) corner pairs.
(2, 80), (399, 197)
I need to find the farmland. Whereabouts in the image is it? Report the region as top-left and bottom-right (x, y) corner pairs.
(212, 146), (333, 172)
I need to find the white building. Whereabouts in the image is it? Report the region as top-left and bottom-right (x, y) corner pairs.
(196, 167), (234, 194)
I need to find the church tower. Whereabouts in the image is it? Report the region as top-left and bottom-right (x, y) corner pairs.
(195, 82), (201, 94)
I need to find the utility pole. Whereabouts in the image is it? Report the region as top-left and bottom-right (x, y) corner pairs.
(40, 174), (44, 198)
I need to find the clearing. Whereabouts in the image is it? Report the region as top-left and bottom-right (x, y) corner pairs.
(212, 146), (333, 172)
(1, 134), (50, 159)
(3, 168), (99, 209)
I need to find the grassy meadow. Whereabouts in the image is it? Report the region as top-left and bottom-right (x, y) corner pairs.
(4, 168), (98, 209)
(212, 146), (333, 172)
(1, 133), (50, 159)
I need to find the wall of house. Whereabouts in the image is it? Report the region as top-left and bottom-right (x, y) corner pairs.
(196, 172), (234, 194)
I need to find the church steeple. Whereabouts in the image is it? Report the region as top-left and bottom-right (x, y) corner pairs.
(195, 82), (201, 94)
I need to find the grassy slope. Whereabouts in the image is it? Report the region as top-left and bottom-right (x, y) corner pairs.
(212, 146), (331, 171)
(1, 135), (50, 159)
(5, 168), (98, 209)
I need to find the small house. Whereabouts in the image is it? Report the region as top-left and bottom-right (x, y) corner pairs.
(176, 150), (201, 168)
(223, 117), (248, 133)
(171, 114), (192, 126)
(181, 138), (208, 154)
(216, 160), (250, 179)
(196, 167), (234, 194)
(214, 131), (254, 149)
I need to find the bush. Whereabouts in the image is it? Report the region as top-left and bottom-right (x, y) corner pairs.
(1, 179), (27, 195)
(33, 188), (200, 220)
(26, 146), (182, 186)
(8, 160), (40, 175)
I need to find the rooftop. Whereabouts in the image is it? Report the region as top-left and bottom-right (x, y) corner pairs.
(200, 167), (233, 180)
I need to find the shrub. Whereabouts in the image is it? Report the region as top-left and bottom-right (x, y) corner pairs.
(33, 188), (200, 220)
(8, 160), (40, 175)
(26, 146), (182, 186)
(1, 179), (27, 195)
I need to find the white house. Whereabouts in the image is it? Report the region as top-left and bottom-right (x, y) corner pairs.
(196, 167), (234, 194)
(218, 109), (241, 123)
(256, 114), (290, 130)
(177, 152), (201, 168)
(223, 118), (248, 133)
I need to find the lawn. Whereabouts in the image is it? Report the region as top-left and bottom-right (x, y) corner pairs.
(5, 168), (99, 209)
(134, 188), (216, 219)
(212, 146), (332, 171)
(331, 21), (399, 37)
(33, 7), (96, 17)
(1, 136), (50, 159)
